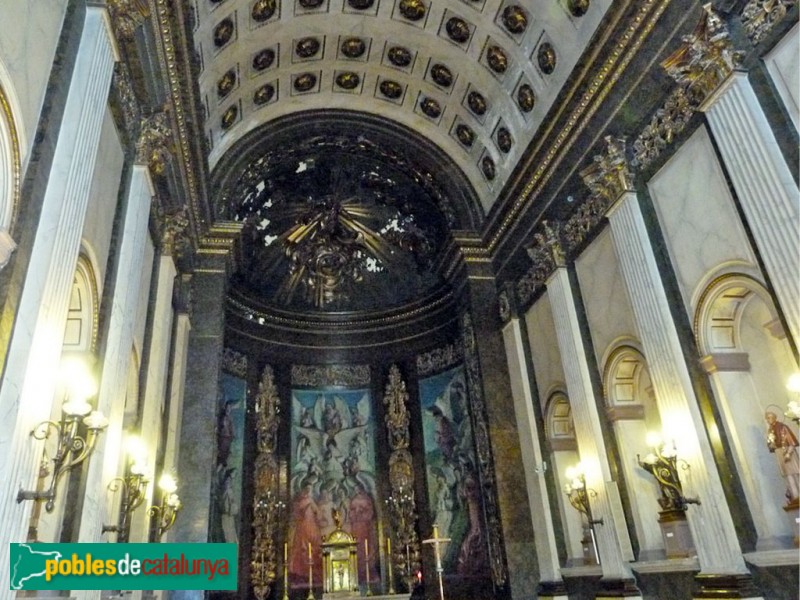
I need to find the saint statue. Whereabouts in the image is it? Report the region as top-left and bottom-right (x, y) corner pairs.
(765, 411), (800, 504)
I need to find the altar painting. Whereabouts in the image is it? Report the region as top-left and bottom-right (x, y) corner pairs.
(419, 366), (489, 576)
(289, 389), (378, 589)
(211, 372), (246, 544)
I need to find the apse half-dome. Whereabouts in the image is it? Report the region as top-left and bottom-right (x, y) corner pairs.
(214, 111), (482, 314)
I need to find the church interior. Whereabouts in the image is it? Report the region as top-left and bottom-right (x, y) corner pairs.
(0, 0), (798, 599)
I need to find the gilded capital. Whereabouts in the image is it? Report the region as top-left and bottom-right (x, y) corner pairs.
(580, 136), (634, 205)
(533, 220), (567, 268)
(136, 111), (174, 175)
(661, 3), (743, 106)
(107, 0), (150, 41)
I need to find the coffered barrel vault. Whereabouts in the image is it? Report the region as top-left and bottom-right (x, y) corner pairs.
(193, 0), (611, 211)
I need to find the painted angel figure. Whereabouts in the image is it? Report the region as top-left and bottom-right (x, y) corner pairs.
(765, 410), (800, 504)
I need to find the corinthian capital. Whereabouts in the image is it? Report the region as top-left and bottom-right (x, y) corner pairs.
(661, 3), (743, 106)
(107, 0), (149, 42)
(580, 136), (634, 205)
(136, 111), (174, 175)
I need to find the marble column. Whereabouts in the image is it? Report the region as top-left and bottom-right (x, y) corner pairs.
(0, 7), (116, 597)
(71, 166), (153, 598)
(128, 253), (177, 543)
(606, 191), (761, 597)
(502, 316), (567, 600)
(162, 295), (192, 480)
(169, 256), (228, 600)
(701, 72), (800, 348)
(546, 267), (641, 598)
(463, 271), (538, 600)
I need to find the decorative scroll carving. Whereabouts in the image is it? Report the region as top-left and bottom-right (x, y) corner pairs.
(107, 0), (149, 41)
(498, 290), (511, 323)
(111, 62), (141, 138)
(662, 4), (743, 106)
(135, 111), (174, 175)
(461, 314), (507, 587)
(741, 0), (797, 44)
(579, 137), (634, 205)
(382, 365), (421, 591)
(291, 364), (370, 387)
(563, 195), (610, 251)
(251, 365), (283, 600)
(516, 242), (553, 305)
(161, 207), (190, 256)
(416, 344), (464, 377)
(631, 88), (694, 169)
(221, 348), (248, 378)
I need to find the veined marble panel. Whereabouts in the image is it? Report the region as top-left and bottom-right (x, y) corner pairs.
(81, 108), (124, 277)
(0, 0), (68, 165)
(133, 236), (155, 354)
(574, 228), (638, 368)
(524, 291), (566, 412)
(647, 126), (757, 314)
(765, 22), (799, 131)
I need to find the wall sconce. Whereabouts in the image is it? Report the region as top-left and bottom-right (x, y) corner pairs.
(637, 432), (700, 512)
(102, 435), (150, 542)
(563, 463), (604, 526)
(785, 374), (800, 425)
(148, 473), (181, 540)
(17, 358), (108, 513)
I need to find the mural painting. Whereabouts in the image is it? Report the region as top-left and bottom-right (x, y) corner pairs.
(212, 372), (247, 544)
(419, 366), (489, 577)
(289, 389), (378, 590)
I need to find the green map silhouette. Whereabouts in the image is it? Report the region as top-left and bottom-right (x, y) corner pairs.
(10, 544), (62, 590)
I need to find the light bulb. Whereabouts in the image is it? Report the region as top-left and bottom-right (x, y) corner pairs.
(83, 410), (109, 430)
(159, 473), (178, 494)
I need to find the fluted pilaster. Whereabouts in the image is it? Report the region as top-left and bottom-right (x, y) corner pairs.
(502, 318), (565, 594)
(547, 268), (639, 587)
(0, 8), (116, 596)
(606, 191), (752, 579)
(702, 72), (800, 346)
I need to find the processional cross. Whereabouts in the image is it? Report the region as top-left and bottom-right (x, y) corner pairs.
(422, 524), (450, 600)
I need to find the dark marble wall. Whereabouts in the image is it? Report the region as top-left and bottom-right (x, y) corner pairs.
(170, 257), (229, 600)
(465, 270), (539, 600)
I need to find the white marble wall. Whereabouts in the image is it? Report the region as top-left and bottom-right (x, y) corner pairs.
(765, 22), (799, 131)
(0, 0), (68, 168)
(648, 126), (760, 315)
(574, 229), (638, 364)
(80, 109), (124, 278)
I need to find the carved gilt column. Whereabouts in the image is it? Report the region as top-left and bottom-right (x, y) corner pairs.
(582, 137), (762, 598)
(663, 4), (800, 346)
(252, 365), (282, 600)
(383, 365), (421, 593)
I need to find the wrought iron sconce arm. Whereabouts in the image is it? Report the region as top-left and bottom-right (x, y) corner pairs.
(149, 476), (181, 540)
(638, 438), (700, 512)
(17, 411), (108, 513)
(102, 471), (149, 541)
(564, 479), (604, 526)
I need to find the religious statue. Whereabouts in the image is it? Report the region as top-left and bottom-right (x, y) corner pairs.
(765, 411), (800, 505)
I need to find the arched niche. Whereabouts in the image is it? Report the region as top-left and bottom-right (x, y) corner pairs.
(602, 344), (664, 559)
(0, 80), (20, 268)
(544, 389), (586, 565)
(62, 255), (100, 353)
(695, 273), (798, 549)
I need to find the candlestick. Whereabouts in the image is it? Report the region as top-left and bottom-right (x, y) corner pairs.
(364, 538), (371, 596)
(387, 538), (395, 594)
(282, 543), (289, 600)
(307, 540), (315, 600)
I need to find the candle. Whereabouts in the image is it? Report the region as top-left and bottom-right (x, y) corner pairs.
(284, 542), (288, 563)
(387, 537), (391, 556)
(365, 538), (369, 559)
(308, 541), (312, 559)
(406, 545), (410, 574)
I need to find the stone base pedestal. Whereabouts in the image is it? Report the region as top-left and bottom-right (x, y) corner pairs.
(658, 509), (695, 558)
(693, 573), (763, 599)
(783, 498), (799, 547)
(594, 578), (642, 599)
